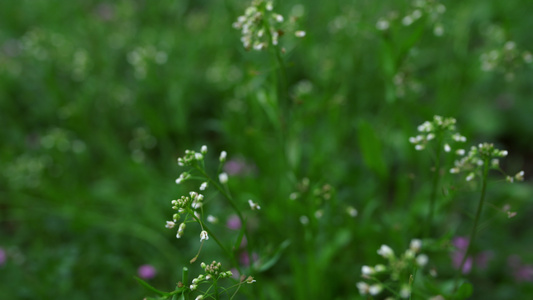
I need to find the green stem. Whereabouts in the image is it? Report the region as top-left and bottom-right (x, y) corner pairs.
(196, 167), (244, 222)
(454, 158), (490, 291)
(214, 278), (220, 300)
(424, 134), (443, 238)
(194, 167), (247, 273)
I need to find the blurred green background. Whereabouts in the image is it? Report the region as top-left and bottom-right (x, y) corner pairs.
(1, 0), (532, 299)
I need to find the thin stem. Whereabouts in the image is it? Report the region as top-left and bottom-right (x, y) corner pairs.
(424, 134), (443, 238)
(214, 279), (220, 300)
(194, 167), (248, 273)
(196, 167), (244, 222)
(454, 158), (490, 291)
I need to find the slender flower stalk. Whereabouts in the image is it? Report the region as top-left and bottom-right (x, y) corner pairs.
(424, 134), (443, 238)
(454, 158), (489, 290)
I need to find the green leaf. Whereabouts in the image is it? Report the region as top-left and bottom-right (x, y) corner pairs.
(135, 276), (170, 297)
(257, 240), (291, 272)
(455, 282), (473, 299)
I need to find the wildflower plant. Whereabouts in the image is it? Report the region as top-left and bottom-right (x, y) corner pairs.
(409, 116), (467, 237)
(449, 142), (524, 290)
(410, 117), (525, 297)
(357, 240), (429, 299)
(139, 146), (256, 299)
(232, 0), (305, 51)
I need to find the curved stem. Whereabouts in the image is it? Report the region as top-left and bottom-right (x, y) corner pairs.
(454, 158), (490, 291)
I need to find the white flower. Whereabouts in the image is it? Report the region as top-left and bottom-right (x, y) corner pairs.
(377, 244), (394, 258)
(199, 182), (208, 191)
(219, 172), (228, 184)
(246, 276), (256, 284)
(374, 264), (386, 272)
(409, 239), (422, 252)
(362, 265), (375, 276)
(195, 295), (204, 300)
(165, 221), (175, 229)
(176, 223), (186, 238)
(416, 254), (429, 267)
(369, 284), (383, 295)
(434, 24), (444, 36)
(195, 153), (203, 160)
(402, 15), (414, 26)
(207, 215), (218, 223)
(400, 285), (411, 298)
(219, 151), (227, 162)
(346, 206), (358, 217)
(466, 172), (475, 182)
(200, 230), (209, 242)
(515, 170), (524, 181)
(201, 145), (207, 154)
(376, 19), (389, 31)
(412, 9), (422, 19)
(248, 199), (261, 210)
(444, 144), (451, 152)
(356, 282), (370, 295)
(295, 30), (306, 37)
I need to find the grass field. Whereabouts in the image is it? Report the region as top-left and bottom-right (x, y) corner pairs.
(1, 0), (532, 299)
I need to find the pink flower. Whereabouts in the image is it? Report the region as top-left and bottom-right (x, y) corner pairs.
(451, 237), (494, 274)
(224, 159), (246, 175)
(451, 236), (472, 274)
(137, 264), (156, 280)
(226, 215), (242, 230)
(508, 255), (533, 282)
(0, 247), (6, 266)
(223, 158), (255, 176)
(475, 251), (494, 270)
(239, 252), (259, 267)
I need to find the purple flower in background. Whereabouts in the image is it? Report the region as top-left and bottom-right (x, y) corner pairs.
(226, 214), (242, 230)
(223, 158), (256, 176)
(230, 268), (240, 280)
(451, 236), (472, 274)
(137, 264), (156, 280)
(224, 159), (247, 176)
(508, 255), (533, 282)
(451, 237), (494, 274)
(239, 251), (259, 267)
(0, 247), (6, 266)
(475, 251), (494, 270)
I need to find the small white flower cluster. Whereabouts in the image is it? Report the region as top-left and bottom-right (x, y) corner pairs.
(189, 261), (234, 292)
(409, 115), (466, 152)
(166, 191), (205, 239)
(177, 146), (206, 168)
(375, 0), (446, 36)
(232, 0), (305, 51)
(480, 40), (533, 81)
(450, 142), (524, 182)
(357, 240), (428, 298)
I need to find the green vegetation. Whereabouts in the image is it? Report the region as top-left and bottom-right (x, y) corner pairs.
(1, 0), (532, 299)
